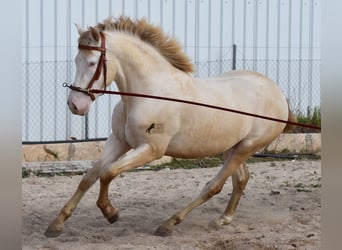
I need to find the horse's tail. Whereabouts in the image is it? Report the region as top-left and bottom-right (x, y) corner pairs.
(283, 103), (297, 133)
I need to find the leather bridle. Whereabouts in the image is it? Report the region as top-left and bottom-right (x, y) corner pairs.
(67, 32), (107, 101)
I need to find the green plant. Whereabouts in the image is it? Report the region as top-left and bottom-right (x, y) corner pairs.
(280, 148), (291, 154)
(293, 106), (321, 133)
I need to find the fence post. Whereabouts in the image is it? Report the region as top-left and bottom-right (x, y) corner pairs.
(232, 44), (237, 70)
(85, 115), (89, 139)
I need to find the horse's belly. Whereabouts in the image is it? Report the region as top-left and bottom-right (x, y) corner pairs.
(165, 146), (226, 159)
(165, 141), (231, 158)
(165, 125), (246, 158)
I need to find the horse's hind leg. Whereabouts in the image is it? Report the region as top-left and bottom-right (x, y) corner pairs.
(154, 139), (261, 237)
(210, 162), (249, 227)
(154, 149), (244, 236)
(44, 133), (129, 237)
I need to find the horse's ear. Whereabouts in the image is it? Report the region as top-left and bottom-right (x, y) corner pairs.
(89, 27), (100, 41)
(75, 23), (85, 35)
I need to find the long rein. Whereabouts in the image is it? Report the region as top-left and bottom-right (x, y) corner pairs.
(63, 83), (321, 131)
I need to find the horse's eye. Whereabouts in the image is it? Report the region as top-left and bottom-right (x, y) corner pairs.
(88, 62), (96, 67)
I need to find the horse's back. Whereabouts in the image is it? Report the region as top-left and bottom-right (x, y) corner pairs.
(216, 70), (264, 78)
(207, 70), (283, 94)
(195, 70), (288, 116)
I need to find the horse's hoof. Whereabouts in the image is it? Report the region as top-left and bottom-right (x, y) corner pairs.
(154, 226), (173, 237)
(107, 213), (119, 224)
(209, 219), (221, 229)
(209, 215), (233, 229)
(44, 222), (64, 238)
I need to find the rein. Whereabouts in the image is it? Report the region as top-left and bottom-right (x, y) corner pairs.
(66, 32), (320, 131)
(63, 83), (321, 131)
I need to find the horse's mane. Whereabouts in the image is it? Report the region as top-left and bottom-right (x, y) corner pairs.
(79, 16), (195, 74)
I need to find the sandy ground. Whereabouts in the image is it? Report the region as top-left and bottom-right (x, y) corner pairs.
(22, 159), (321, 250)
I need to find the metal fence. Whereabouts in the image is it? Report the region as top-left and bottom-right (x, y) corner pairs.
(22, 0), (321, 142)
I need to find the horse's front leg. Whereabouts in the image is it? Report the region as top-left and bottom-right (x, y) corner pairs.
(44, 133), (129, 237)
(96, 144), (161, 223)
(44, 161), (102, 237)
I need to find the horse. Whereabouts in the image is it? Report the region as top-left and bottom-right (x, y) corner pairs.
(45, 16), (296, 237)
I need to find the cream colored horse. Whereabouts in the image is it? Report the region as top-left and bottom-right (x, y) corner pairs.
(45, 16), (296, 237)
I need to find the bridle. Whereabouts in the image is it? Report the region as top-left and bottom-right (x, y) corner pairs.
(65, 32), (107, 101)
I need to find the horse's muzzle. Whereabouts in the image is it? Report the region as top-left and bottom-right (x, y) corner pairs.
(67, 91), (92, 115)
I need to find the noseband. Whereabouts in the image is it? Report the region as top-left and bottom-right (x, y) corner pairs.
(66, 32), (107, 101)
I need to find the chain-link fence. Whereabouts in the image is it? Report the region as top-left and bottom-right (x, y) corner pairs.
(22, 56), (320, 142)
(22, 60), (120, 142)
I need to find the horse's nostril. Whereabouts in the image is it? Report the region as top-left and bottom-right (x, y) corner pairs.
(72, 102), (78, 111)
(68, 101), (78, 112)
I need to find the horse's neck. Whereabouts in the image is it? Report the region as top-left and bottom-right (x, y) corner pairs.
(107, 32), (176, 93)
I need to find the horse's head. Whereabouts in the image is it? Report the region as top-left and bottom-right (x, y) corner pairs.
(67, 25), (110, 115)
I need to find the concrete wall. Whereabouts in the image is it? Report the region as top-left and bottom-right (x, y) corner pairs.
(22, 133), (320, 165)
(261, 133), (321, 154)
(22, 141), (172, 166)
